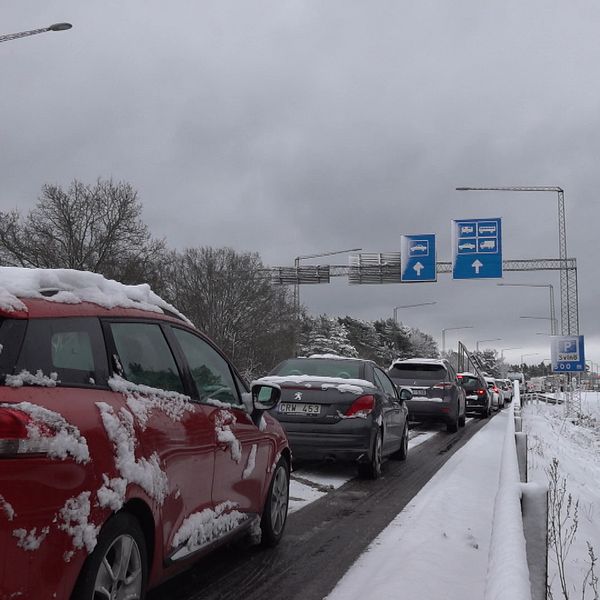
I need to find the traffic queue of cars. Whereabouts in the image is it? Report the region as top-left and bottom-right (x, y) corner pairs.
(0, 267), (512, 600)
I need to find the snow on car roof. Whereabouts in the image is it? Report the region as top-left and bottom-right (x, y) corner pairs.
(390, 357), (445, 367)
(307, 354), (360, 361)
(0, 267), (190, 323)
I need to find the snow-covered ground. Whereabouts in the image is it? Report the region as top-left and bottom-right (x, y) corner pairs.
(523, 391), (600, 600)
(326, 413), (506, 600)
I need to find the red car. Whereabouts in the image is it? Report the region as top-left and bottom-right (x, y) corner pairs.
(0, 268), (289, 600)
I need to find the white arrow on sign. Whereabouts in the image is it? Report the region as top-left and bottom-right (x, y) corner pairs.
(413, 262), (424, 276)
(472, 259), (483, 274)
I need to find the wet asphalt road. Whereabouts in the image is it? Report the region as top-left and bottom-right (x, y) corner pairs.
(149, 414), (496, 600)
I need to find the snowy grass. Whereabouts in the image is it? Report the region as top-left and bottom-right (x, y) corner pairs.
(523, 392), (600, 600)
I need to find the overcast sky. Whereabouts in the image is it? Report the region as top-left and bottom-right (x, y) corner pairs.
(2, 1), (599, 365)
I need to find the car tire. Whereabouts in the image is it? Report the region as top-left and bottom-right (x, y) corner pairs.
(71, 512), (148, 600)
(447, 414), (459, 433)
(458, 410), (466, 427)
(390, 422), (409, 461)
(261, 456), (290, 547)
(359, 428), (383, 479)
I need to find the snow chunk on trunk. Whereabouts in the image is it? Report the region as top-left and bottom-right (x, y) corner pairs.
(0, 401), (90, 464)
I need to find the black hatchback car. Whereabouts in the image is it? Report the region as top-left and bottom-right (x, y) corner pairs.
(387, 358), (466, 432)
(259, 355), (412, 479)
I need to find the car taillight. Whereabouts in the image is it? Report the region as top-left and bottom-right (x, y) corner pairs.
(493, 386), (500, 393)
(345, 395), (375, 417)
(432, 382), (453, 390)
(0, 408), (46, 456)
(477, 389), (486, 396)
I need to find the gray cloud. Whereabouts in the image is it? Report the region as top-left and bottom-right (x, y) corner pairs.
(1, 0), (599, 363)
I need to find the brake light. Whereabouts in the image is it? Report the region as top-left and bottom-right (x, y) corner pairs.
(345, 395), (375, 417)
(477, 389), (486, 396)
(0, 408), (49, 456)
(493, 386), (500, 393)
(432, 382), (453, 390)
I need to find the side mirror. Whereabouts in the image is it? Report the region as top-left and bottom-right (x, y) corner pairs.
(251, 382), (281, 411)
(399, 387), (413, 401)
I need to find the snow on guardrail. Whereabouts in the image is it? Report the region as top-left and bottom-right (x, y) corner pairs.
(484, 384), (533, 600)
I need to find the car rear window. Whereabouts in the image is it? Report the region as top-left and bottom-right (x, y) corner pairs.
(272, 358), (362, 379)
(2, 317), (109, 387)
(388, 363), (447, 381)
(458, 375), (481, 391)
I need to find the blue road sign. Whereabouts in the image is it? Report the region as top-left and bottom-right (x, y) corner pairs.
(401, 234), (436, 282)
(551, 335), (586, 372)
(452, 218), (502, 279)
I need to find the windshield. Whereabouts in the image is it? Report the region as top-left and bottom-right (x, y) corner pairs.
(271, 358), (362, 380)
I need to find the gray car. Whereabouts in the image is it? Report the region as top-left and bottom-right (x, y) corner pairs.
(387, 358), (466, 432)
(260, 355), (411, 479)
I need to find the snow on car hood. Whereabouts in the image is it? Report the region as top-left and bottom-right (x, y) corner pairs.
(256, 375), (375, 395)
(0, 266), (191, 324)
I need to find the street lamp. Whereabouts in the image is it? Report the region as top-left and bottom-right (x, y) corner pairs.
(293, 247), (362, 355)
(441, 326), (473, 354)
(476, 338), (501, 352)
(519, 315), (557, 335)
(0, 22), (72, 43)
(393, 301), (437, 324)
(497, 283), (557, 335)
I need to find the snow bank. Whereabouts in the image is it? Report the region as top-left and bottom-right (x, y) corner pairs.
(0, 266), (191, 324)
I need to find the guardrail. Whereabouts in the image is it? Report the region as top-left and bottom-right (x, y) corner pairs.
(485, 382), (548, 600)
(521, 392), (562, 405)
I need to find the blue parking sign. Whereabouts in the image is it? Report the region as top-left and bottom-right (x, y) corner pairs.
(551, 336), (585, 372)
(452, 218), (502, 279)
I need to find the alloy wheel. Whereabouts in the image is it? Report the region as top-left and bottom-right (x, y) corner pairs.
(270, 465), (289, 537)
(93, 533), (143, 600)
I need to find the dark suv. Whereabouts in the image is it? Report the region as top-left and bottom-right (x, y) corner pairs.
(387, 358), (466, 432)
(457, 371), (491, 418)
(0, 268), (289, 600)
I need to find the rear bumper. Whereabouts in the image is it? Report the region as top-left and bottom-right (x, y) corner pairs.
(406, 398), (456, 423)
(280, 419), (374, 463)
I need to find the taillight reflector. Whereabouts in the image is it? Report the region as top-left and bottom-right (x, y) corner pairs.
(345, 395), (375, 417)
(0, 409), (31, 440)
(0, 408), (49, 456)
(432, 382), (453, 390)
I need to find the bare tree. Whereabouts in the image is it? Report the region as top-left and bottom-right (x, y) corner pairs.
(164, 247), (296, 377)
(0, 178), (166, 285)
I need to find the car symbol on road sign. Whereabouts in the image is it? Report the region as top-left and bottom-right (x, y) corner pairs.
(401, 234), (436, 282)
(452, 218), (502, 279)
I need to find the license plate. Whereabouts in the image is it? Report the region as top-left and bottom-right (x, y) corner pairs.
(279, 402), (321, 416)
(411, 389), (427, 397)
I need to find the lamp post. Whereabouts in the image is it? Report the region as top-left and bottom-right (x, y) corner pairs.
(393, 301), (437, 324)
(293, 247), (362, 355)
(497, 283), (557, 335)
(519, 316), (557, 335)
(456, 186), (577, 335)
(441, 326), (473, 354)
(0, 22), (72, 43)
(476, 338), (501, 352)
